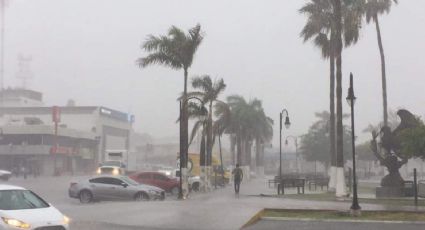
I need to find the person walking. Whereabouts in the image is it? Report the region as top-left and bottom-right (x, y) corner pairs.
(232, 164), (243, 194)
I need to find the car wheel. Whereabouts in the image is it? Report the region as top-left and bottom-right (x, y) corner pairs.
(191, 182), (200, 192)
(79, 190), (93, 204)
(170, 186), (179, 195)
(134, 192), (149, 201)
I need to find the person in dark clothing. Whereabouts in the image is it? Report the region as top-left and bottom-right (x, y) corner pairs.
(232, 164), (243, 194)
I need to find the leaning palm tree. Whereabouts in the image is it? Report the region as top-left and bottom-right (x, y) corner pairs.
(187, 75), (226, 190)
(137, 24), (204, 198)
(187, 101), (208, 168)
(300, 0), (362, 195)
(363, 0), (398, 127)
(189, 75), (226, 167)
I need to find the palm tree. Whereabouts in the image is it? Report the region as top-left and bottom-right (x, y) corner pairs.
(363, 0), (398, 127)
(220, 95), (273, 173)
(187, 75), (226, 190)
(137, 24), (204, 198)
(187, 101), (208, 168)
(189, 75), (226, 167)
(300, 0), (362, 194)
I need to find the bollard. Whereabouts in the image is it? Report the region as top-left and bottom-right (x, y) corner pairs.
(414, 168), (418, 206)
(214, 170), (217, 189)
(277, 183), (281, 195)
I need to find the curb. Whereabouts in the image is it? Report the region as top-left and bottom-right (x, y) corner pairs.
(260, 216), (425, 225)
(240, 209), (265, 229)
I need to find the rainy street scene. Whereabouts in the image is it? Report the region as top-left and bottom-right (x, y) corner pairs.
(1, 0), (425, 229)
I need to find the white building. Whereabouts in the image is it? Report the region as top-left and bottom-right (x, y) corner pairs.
(0, 89), (134, 175)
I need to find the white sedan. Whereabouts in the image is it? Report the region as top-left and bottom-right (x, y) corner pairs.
(0, 185), (69, 230)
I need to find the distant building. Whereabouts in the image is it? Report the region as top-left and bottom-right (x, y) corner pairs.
(0, 88), (43, 107)
(0, 89), (134, 175)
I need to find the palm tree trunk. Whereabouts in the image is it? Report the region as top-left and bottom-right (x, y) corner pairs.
(230, 135), (236, 165)
(246, 140), (252, 168)
(200, 132), (206, 166)
(332, 0), (347, 197)
(374, 14), (388, 127)
(236, 133), (242, 165)
(180, 68), (189, 197)
(206, 102), (213, 166)
(200, 131), (207, 192)
(328, 32), (337, 192)
(255, 138), (260, 167)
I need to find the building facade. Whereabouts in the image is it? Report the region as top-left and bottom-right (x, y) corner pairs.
(0, 89), (134, 175)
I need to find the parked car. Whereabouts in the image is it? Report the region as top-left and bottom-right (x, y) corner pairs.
(0, 184), (70, 230)
(68, 175), (164, 203)
(129, 172), (180, 194)
(0, 170), (11, 181)
(172, 169), (202, 192)
(96, 165), (125, 176)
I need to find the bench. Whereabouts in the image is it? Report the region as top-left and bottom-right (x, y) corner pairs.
(277, 178), (305, 195)
(307, 177), (330, 191)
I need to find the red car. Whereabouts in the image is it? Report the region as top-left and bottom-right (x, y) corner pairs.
(129, 172), (180, 195)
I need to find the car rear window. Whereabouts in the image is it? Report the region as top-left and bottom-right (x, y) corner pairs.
(0, 190), (50, 210)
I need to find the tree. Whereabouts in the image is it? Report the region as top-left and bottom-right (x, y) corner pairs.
(187, 75), (226, 190)
(299, 0), (362, 193)
(299, 111), (351, 170)
(187, 101), (208, 167)
(189, 75), (226, 167)
(399, 120), (425, 160)
(363, 0), (398, 127)
(216, 95), (273, 173)
(137, 24), (204, 198)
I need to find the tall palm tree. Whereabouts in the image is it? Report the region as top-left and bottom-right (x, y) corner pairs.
(137, 24), (204, 198)
(221, 95), (273, 173)
(363, 0), (398, 127)
(300, 0), (362, 193)
(187, 101), (208, 168)
(187, 75), (226, 190)
(189, 75), (226, 167)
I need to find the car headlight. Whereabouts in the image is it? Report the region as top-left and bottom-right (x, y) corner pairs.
(112, 168), (119, 175)
(2, 217), (31, 229)
(63, 215), (70, 225)
(96, 168), (101, 174)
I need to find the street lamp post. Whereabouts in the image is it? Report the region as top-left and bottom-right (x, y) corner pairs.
(279, 109), (291, 181)
(285, 136), (298, 175)
(346, 73), (361, 216)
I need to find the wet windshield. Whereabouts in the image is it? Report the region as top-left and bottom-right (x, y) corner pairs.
(0, 190), (49, 210)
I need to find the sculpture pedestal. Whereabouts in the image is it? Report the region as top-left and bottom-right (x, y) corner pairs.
(376, 186), (404, 198)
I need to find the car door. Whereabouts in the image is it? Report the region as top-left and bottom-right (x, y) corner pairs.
(153, 173), (168, 190)
(101, 177), (126, 200)
(88, 177), (111, 200)
(137, 173), (151, 185)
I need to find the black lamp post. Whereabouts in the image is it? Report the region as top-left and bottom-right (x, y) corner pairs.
(346, 72), (361, 215)
(285, 136), (298, 175)
(279, 109), (291, 180)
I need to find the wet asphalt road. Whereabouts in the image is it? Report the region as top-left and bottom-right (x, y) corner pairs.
(3, 175), (425, 230)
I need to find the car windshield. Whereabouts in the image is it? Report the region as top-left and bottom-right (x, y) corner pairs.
(0, 190), (50, 210)
(120, 176), (139, 186)
(102, 161), (121, 167)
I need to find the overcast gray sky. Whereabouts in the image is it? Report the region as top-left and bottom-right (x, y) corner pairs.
(3, 0), (425, 146)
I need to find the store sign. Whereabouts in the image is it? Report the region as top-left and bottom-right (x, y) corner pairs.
(50, 146), (73, 155)
(100, 107), (134, 123)
(52, 106), (61, 122)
